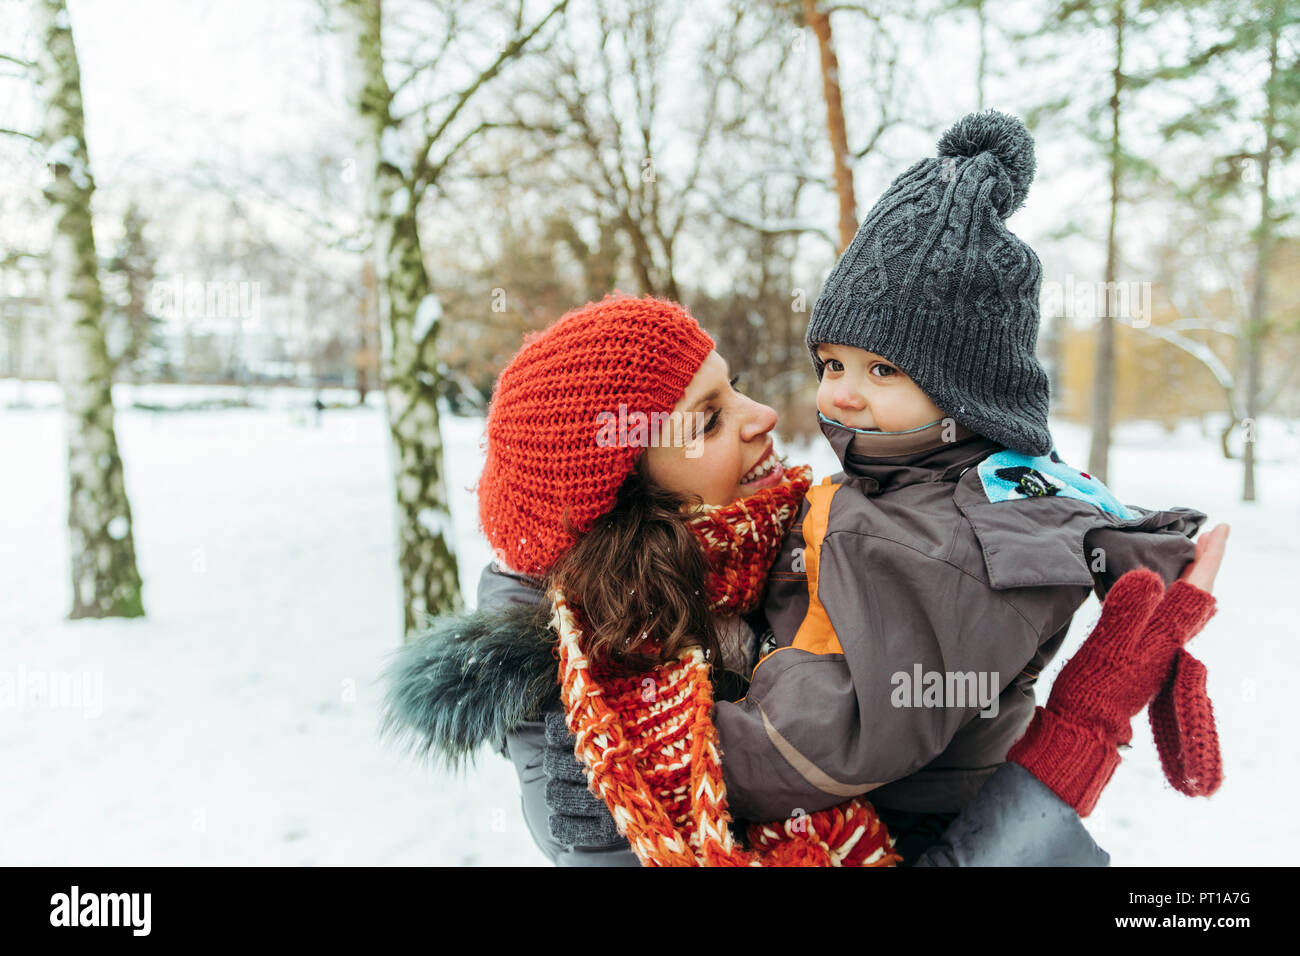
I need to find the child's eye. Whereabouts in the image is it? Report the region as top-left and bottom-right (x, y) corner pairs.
(871, 363), (897, 378)
(825, 359), (844, 373)
(729, 374), (741, 390)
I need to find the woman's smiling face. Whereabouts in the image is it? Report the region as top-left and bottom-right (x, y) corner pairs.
(642, 351), (784, 506)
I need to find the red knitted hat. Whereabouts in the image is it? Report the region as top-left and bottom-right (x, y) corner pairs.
(477, 294), (716, 577)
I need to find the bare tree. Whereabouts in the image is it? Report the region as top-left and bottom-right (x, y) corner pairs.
(801, 0), (858, 251)
(486, 0), (734, 301)
(1140, 190), (1300, 462)
(772, 0), (904, 252)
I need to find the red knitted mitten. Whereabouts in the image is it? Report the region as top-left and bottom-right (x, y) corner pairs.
(1007, 569), (1218, 816)
(1149, 647), (1223, 797)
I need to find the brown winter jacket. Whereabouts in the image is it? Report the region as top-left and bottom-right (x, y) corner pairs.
(714, 416), (1206, 822)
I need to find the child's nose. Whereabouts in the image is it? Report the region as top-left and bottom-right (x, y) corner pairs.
(833, 387), (865, 411)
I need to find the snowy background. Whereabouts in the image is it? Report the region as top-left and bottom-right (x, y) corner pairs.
(3, 380), (1297, 866)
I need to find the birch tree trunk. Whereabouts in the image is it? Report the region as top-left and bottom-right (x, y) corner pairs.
(339, 0), (461, 636)
(34, 0), (144, 619)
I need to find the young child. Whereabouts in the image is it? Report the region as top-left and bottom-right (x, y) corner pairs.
(713, 111), (1208, 854)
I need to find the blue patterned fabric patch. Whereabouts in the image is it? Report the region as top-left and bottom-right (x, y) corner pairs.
(975, 449), (1135, 520)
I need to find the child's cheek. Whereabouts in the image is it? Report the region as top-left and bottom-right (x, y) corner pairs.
(816, 382), (835, 419)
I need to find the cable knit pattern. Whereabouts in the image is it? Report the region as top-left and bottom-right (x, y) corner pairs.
(806, 109), (1053, 457)
(477, 294), (715, 577)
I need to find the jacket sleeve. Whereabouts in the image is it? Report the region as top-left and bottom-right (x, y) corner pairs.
(476, 560), (549, 610)
(714, 531), (1045, 824)
(912, 762), (1109, 867)
(1084, 505), (1206, 601)
(503, 717), (641, 867)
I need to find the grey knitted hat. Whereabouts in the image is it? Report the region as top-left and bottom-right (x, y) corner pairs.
(806, 109), (1052, 457)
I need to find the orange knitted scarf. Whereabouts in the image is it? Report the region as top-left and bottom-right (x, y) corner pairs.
(551, 463), (900, 867)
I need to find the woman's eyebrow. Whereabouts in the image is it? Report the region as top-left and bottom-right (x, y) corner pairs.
(686, 368), (733, 412)
(688, 386), (723, 412)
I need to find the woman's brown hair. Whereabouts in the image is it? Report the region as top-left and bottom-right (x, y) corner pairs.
(544, 455), (721, 674)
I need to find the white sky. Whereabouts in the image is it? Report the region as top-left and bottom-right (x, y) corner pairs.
(71, 0), (341, 180)
(0, 0), (1284, 319)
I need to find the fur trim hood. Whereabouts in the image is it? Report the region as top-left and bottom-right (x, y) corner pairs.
(379, 603), (561, 767)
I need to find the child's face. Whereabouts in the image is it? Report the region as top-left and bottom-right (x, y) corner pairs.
(815, 343), (946, 433)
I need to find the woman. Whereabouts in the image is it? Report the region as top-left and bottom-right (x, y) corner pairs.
(383, 294), (1227, 866)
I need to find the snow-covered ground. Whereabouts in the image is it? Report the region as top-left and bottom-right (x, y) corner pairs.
(2, 379), (1297, 865)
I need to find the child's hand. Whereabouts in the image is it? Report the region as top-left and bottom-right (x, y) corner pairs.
(1178, 523), (1230, 595)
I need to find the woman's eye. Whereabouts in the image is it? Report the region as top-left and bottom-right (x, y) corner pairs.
(871, 363), (897, 378)
(699, 377), (740, 436)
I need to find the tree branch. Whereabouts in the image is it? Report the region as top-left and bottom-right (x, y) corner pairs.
(711, 202), (838, 251)
(1, 249), (44, 267)
(1129, 321), (1236, 396)
(1159, 317), (1240, 336)
(388, 5), (457, 101)
(409, 0), (567, 196)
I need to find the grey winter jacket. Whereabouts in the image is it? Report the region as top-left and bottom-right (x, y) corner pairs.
(477, 565), (643, 866)
(467, 560), (1107, 866)
(382, 552), (1115, 864)
(715, 417), (1206, 822)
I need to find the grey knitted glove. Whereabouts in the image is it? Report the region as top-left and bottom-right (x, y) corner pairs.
(542, 709), (625, 847)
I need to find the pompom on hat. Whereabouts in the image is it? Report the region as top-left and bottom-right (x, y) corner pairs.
(935, 108), (1037, 217)
(477, 294), (715, 577)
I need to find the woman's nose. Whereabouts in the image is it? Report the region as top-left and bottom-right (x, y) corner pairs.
(740, 399), (778, 441)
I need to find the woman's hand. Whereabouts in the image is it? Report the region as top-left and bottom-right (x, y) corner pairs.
(1178, 522), (1230, 594)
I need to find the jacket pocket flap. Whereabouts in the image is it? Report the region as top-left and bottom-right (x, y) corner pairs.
(954, 468), (1109, 589)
